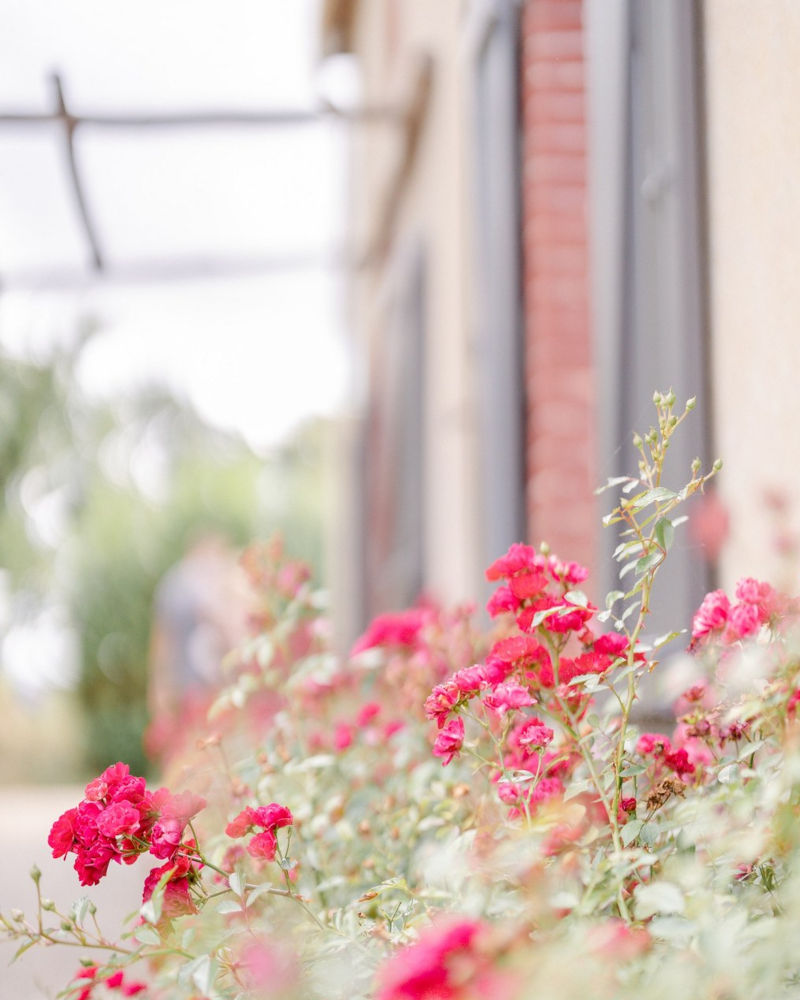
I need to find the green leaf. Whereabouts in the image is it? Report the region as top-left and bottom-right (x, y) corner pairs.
(71, 897), (90, 926)
(207, 691), (232, 720)
(185, 955), (215, 995)
(255, 636), (275, 668)
(639, 822), (658, 847)
(567, 673), (602, 692)
(139, 899), (161, 926)
(634, 880), (685, 919)
(563, 779), (594, 802)
(529, 608), (556, 628)
(596, 476), (635, 495)
(654, 517), (675, 551)
(564, 589), (588, 608)
(550, 890), (579, 910)
(507, 769), (539, 783)
(621, 819), (643, 846)
(736, 740), (766, 760)
(613, 540), (642, 559)
(635, 550), (662, 574)
(631, 487), (678, 511)
(605, 590), (625, 609)
(12, 940), (36, 963)
(228, 871), (245, 897)
(648, 915), (694, 942)
(653, 630), (682, 648)
(133, 924), (161, 946)
(285, 753), (336, 773)
(246, 884), (278, 906)
(216, 899), (243, 915)
(620, 762), (647, 777)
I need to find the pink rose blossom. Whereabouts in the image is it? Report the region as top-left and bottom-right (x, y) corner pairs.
(253, 804), (293, 830)
(515, 718), (554, 750)
(48, 808), (78, 859)
(483, 683), (534, 714)
(636, 733), (672, 757)
(727, 602), (760, 640)
(546, 556), (589, 586)
(508, 570), (548, 601)
(142, 848), (199, 921)
(486, 543), (542, 581)
(486, 585), (518, 618)
(95, 802), (142, 840)
(691, 589), (730, 641)
(376, 917), (506, 1000)
(592, 632), (630, 658)
(452, 665), (487, 694)
(351, 608), (428, 655)
(529, 776), (564, 806)
(433, 718), (465, 766)
(424, 681), (461, 727)
(664, 747), (695, 777)
(226, 807), (257, 838)
(121, 984), (147, 997)
(247, 829), (278, 861)
(587, 919), (650, 960)
(356, 701), (381, 727)
(238, 938), (299, 994)
(334, 723), (353, 751)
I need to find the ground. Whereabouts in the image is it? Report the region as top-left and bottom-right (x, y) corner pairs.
(0, 787), (152, 1000)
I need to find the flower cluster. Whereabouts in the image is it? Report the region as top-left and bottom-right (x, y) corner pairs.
(331, 700), (406, 754)
(48, 763), (205, 895)
(375, 918), (513, 1000)
(424, 543), (640, 816)
(225, 803), (293, 862)
(485, 545), (592, 630)
(690, 577), (788, 647)
(234, 938), (300, 997)
(635, 732), (695, 778)
(71, 965), (148, 1000)
(141, 846), (200, 920)
(351, 607), (433, 657)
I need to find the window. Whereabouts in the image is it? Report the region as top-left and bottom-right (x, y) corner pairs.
(468, 0), (526, 588)
(588, 0), (711, 644)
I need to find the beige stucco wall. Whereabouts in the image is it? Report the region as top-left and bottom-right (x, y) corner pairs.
(348, 0), (484, 607)
(704, 0), (800, 590)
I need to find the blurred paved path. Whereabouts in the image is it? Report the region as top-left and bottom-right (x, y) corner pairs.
(0, 787), (152, 1000)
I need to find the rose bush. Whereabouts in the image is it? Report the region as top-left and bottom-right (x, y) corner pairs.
(6, 392), (800, 999)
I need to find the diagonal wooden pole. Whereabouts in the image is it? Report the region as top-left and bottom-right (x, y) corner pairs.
(51, 72), (104, 271)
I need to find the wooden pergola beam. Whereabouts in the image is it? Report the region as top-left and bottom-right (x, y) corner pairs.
(320, 0), (360, 57)
(0, 65), (402, 282)
(52, 72), (104, 271)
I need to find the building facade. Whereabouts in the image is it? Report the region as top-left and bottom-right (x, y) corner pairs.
(322, 0), (800, 643)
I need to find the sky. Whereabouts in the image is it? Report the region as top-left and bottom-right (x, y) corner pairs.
(0, 0), (357, 695)
(0, 0), (354, 451)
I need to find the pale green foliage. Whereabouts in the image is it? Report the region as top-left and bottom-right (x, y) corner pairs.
(4, 393), (800, 1000)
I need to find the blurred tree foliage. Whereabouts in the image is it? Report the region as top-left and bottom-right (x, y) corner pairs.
(0, 337), (327, 778)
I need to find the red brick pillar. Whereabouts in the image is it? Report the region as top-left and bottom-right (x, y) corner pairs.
(520, 0), (596, 574)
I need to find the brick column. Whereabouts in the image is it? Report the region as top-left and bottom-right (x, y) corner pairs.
(520, 0), (595, 574)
